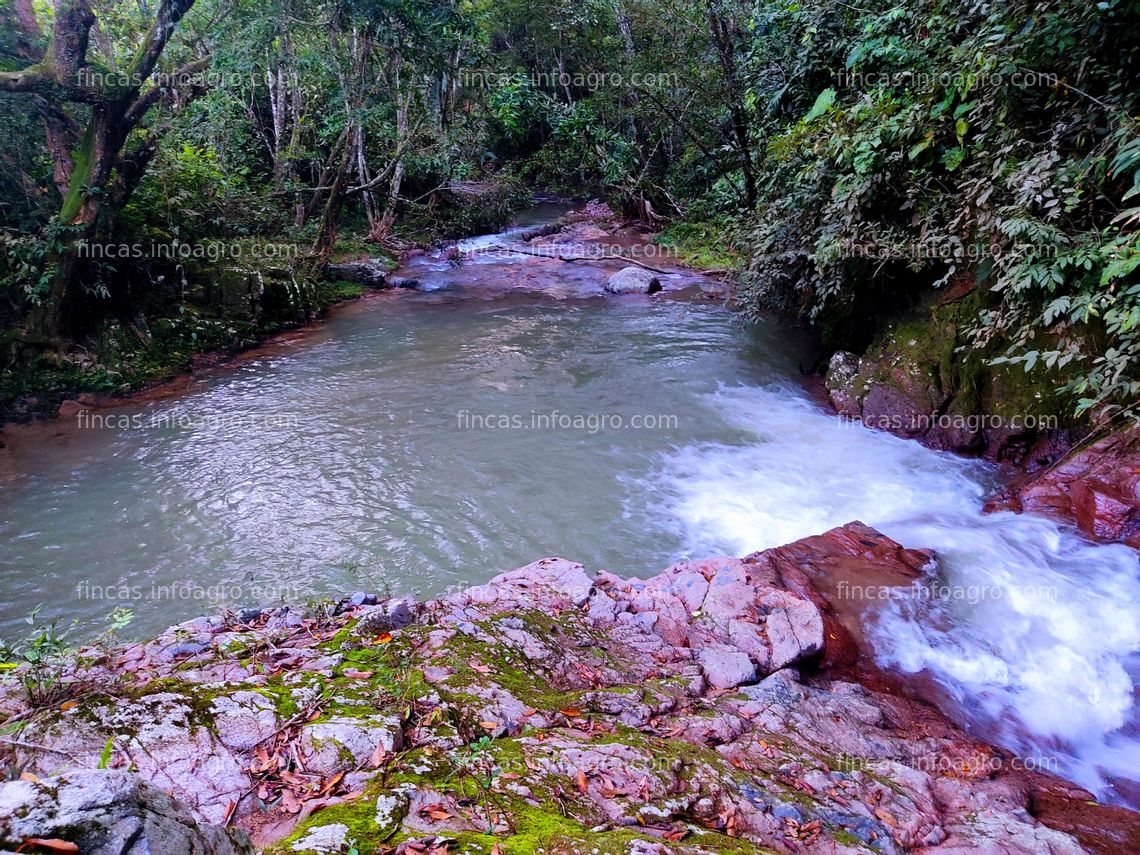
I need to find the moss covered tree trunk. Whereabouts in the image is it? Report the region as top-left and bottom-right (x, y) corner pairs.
(0, 0), (201, 341)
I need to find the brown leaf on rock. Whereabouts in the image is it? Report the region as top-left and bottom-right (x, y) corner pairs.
(370, 743), (389, 768)
(20, 840), (80, 854)
(574, 770), (588, 793)
(318, 771), (344, 796)
(421, 803), (454, 822)
(281, 789), (303, 814)
(874, 807), (898, 828)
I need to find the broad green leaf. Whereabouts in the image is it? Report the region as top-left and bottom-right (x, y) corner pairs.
(804, 88), (837, 123)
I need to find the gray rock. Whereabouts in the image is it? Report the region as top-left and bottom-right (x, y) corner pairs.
(389, 276), (420, 289)
(290, 822), (349, 853)
(210, 691), (279, 752)
(0, 770), (252, 855)
(324, 259), (389, 288)
(298, 715), (404, 776)
(605, 267), (662, 294)
(698, 644), (757, 690)
(161, 641), (208, 661)
(825, 350), (863, 418)
(354, 597), (416, 636)
(18, 693), (250, 826)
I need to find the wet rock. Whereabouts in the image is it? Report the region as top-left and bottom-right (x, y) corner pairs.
(57, 398), (89, 419)
(0, 770), (252, 855)
(825, 350), (862, 418)
(353, 598), (416, 636)
(605, 267), (662, 294)
(389, 276), (420, 289)
(991, 427), (1140, 547)
(324, 258), (389, 288)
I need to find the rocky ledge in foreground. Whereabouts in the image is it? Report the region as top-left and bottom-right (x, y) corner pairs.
(2, 524), (1137, 855)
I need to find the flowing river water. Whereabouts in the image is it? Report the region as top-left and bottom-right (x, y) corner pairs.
(1, 207), (1138, 809)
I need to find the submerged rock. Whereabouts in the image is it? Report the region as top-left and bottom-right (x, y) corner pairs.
(606, 266), (662, 294)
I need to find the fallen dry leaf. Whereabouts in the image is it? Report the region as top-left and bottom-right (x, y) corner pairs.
(20, 840), (79, 854)
(369, 744), (388, 768)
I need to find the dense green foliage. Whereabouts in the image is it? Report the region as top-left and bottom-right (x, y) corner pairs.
(0, 0), (1136, 418)
(730, 0), (1140, 418)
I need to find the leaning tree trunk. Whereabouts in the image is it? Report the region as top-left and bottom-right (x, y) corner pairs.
(33, 105), (120, 339)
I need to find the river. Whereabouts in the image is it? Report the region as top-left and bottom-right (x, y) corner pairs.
(1, 207), (1137, 809)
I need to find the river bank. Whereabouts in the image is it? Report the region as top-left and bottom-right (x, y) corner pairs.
(2, 522), (1137, 855)
(1, 202), (1138, 853)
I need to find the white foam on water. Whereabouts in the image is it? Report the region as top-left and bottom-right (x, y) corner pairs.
(656, 381), (1140, 803)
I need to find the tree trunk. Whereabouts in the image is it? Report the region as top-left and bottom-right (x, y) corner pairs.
(312, 137), (354, 264)
(706, 2), (756, 209)
(375, 57), (409, 241)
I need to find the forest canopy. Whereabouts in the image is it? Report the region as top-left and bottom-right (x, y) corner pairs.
(0, 0), (1137, 419)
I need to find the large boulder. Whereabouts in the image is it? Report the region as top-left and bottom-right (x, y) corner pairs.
(323, 258), (390, 288)
(0, 770), (252, 855)
(605, 266), (661, 294)
(16, 692), (251, 825)
(989, 427), (1140, 547)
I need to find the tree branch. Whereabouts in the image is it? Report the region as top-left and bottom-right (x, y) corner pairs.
(0, 66), (55, 95)
(123, 56), (211, 128)
(129, 0), (198, 83)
